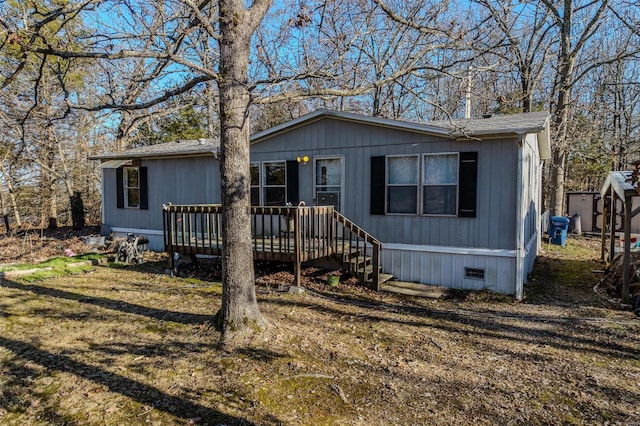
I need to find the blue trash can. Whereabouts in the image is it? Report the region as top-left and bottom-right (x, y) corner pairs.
(549, 216), (570, 246)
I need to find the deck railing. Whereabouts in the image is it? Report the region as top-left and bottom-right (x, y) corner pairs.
(162, 203), (381, 288)
(163, 203), (335, 261)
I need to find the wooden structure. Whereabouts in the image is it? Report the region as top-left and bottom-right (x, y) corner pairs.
(600, 171), (640, 303)
(162, 204), (390, 289)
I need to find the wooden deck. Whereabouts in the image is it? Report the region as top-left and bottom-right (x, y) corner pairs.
(162, 204), (385, 288)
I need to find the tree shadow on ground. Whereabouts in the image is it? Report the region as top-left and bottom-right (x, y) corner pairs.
(0, 336), (255, 424)
(261, 291), (640, 362)
(0, 279), (216, 325)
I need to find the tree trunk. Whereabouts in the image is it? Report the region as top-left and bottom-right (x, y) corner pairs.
(44, 121), (58, 229)
(70, 191), (85, 230)
(0, 189), (9, 235)
(550, 147), (566, 217)
(216, 0), (271, 343)
(548, 2), (575, 217)
(2, 172), (22, 230)
(207, 80), (217, 137)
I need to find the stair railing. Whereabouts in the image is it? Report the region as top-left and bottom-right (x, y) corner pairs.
(332, 210), (382, 290)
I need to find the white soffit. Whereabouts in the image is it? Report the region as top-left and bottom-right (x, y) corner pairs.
(97, 159), (133, 169)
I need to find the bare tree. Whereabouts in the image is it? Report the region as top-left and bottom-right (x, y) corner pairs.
(472, 0), (555, 113)
(0, 0), (495, 342)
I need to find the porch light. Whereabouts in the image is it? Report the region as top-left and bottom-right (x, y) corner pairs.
(297, 155), (309, 165)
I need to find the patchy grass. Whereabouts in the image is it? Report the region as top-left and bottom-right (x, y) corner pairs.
(0, 253), (102, 272)
(0, 236), (639, 425)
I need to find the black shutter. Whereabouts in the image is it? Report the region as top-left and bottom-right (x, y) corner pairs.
(286, 160), (299, 204)
(370, 156), (386, 215)
(116, 167), (124, 209)
(139, 166), (148, 210)
(458, 152), (478, 217)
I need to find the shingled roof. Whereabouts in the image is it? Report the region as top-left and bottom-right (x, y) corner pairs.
(92, 109), (551, 161)
(91, 138), (220, 160)
(429, 110), (550, 137)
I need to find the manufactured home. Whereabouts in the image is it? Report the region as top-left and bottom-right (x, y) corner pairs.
(92, 109), (551, 298)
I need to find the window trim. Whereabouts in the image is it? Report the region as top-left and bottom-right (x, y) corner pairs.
(421, 152), (459, 217)
(262, 160), (287, 206)
(386, 154), (419, 216)
(382, 152), (466, 217)
(123, 166), (141, 209)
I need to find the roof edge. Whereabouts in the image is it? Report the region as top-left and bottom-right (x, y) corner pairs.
(250, 109), (453, 143)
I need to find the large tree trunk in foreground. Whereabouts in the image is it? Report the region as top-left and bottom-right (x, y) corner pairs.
(216, 0), (271, 342)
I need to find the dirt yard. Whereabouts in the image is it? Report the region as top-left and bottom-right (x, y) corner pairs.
(0, 234), (638, 425)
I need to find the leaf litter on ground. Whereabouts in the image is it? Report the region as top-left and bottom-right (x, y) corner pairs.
(0, 234), (638, 425)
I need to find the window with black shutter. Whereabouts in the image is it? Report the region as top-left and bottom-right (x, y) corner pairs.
(371, 151), (478, 217)
(117, 166), (148, 210)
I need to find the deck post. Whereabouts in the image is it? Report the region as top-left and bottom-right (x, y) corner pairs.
(609, 188), (616, 264)
(372, 241), (380, 291)
(623, 196), (632, 304)
(293, 207), (301, 286)
(600, 196), (607, 261)
(163, 204), (174, 269)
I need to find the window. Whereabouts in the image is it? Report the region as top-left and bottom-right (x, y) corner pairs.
(116, 166), (148, 210)
(372, 152), (475, 217)
(423, 153), (458, 215)
(249, 161), (298, 206)
(263, 161), (286, 206)
(387, 156), (418, 214)
(250, 163), (260, 206)
(124, 167), (140, 208)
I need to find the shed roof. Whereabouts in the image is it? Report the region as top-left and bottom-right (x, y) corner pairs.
(600, 171), (639, 200)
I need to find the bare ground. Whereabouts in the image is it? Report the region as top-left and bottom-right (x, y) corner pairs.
(0, 233), (639, 425)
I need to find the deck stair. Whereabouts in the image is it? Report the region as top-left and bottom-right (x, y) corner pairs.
(329, 218), (392, 289)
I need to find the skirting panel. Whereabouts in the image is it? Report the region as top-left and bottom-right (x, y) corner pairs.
(382, 246), (518, 295)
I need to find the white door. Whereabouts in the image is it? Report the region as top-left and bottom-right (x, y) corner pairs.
(314, 157), (343, 211)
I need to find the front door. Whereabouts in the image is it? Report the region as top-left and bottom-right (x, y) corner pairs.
(314, 157), (343, 211)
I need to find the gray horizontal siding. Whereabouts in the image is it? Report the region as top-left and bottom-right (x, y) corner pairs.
(251, 117), (519, 250)
(102, 156), (220, 233)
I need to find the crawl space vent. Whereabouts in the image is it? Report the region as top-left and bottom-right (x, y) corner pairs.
(465, 267), (485, 280)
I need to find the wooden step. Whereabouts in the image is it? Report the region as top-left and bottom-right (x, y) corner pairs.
(355, 264), (378, 281)
(333, 249), (361, 262)
(380, 281), (449, 298)
(346, 256), (371, 270)
(377, 273), (394, 285)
